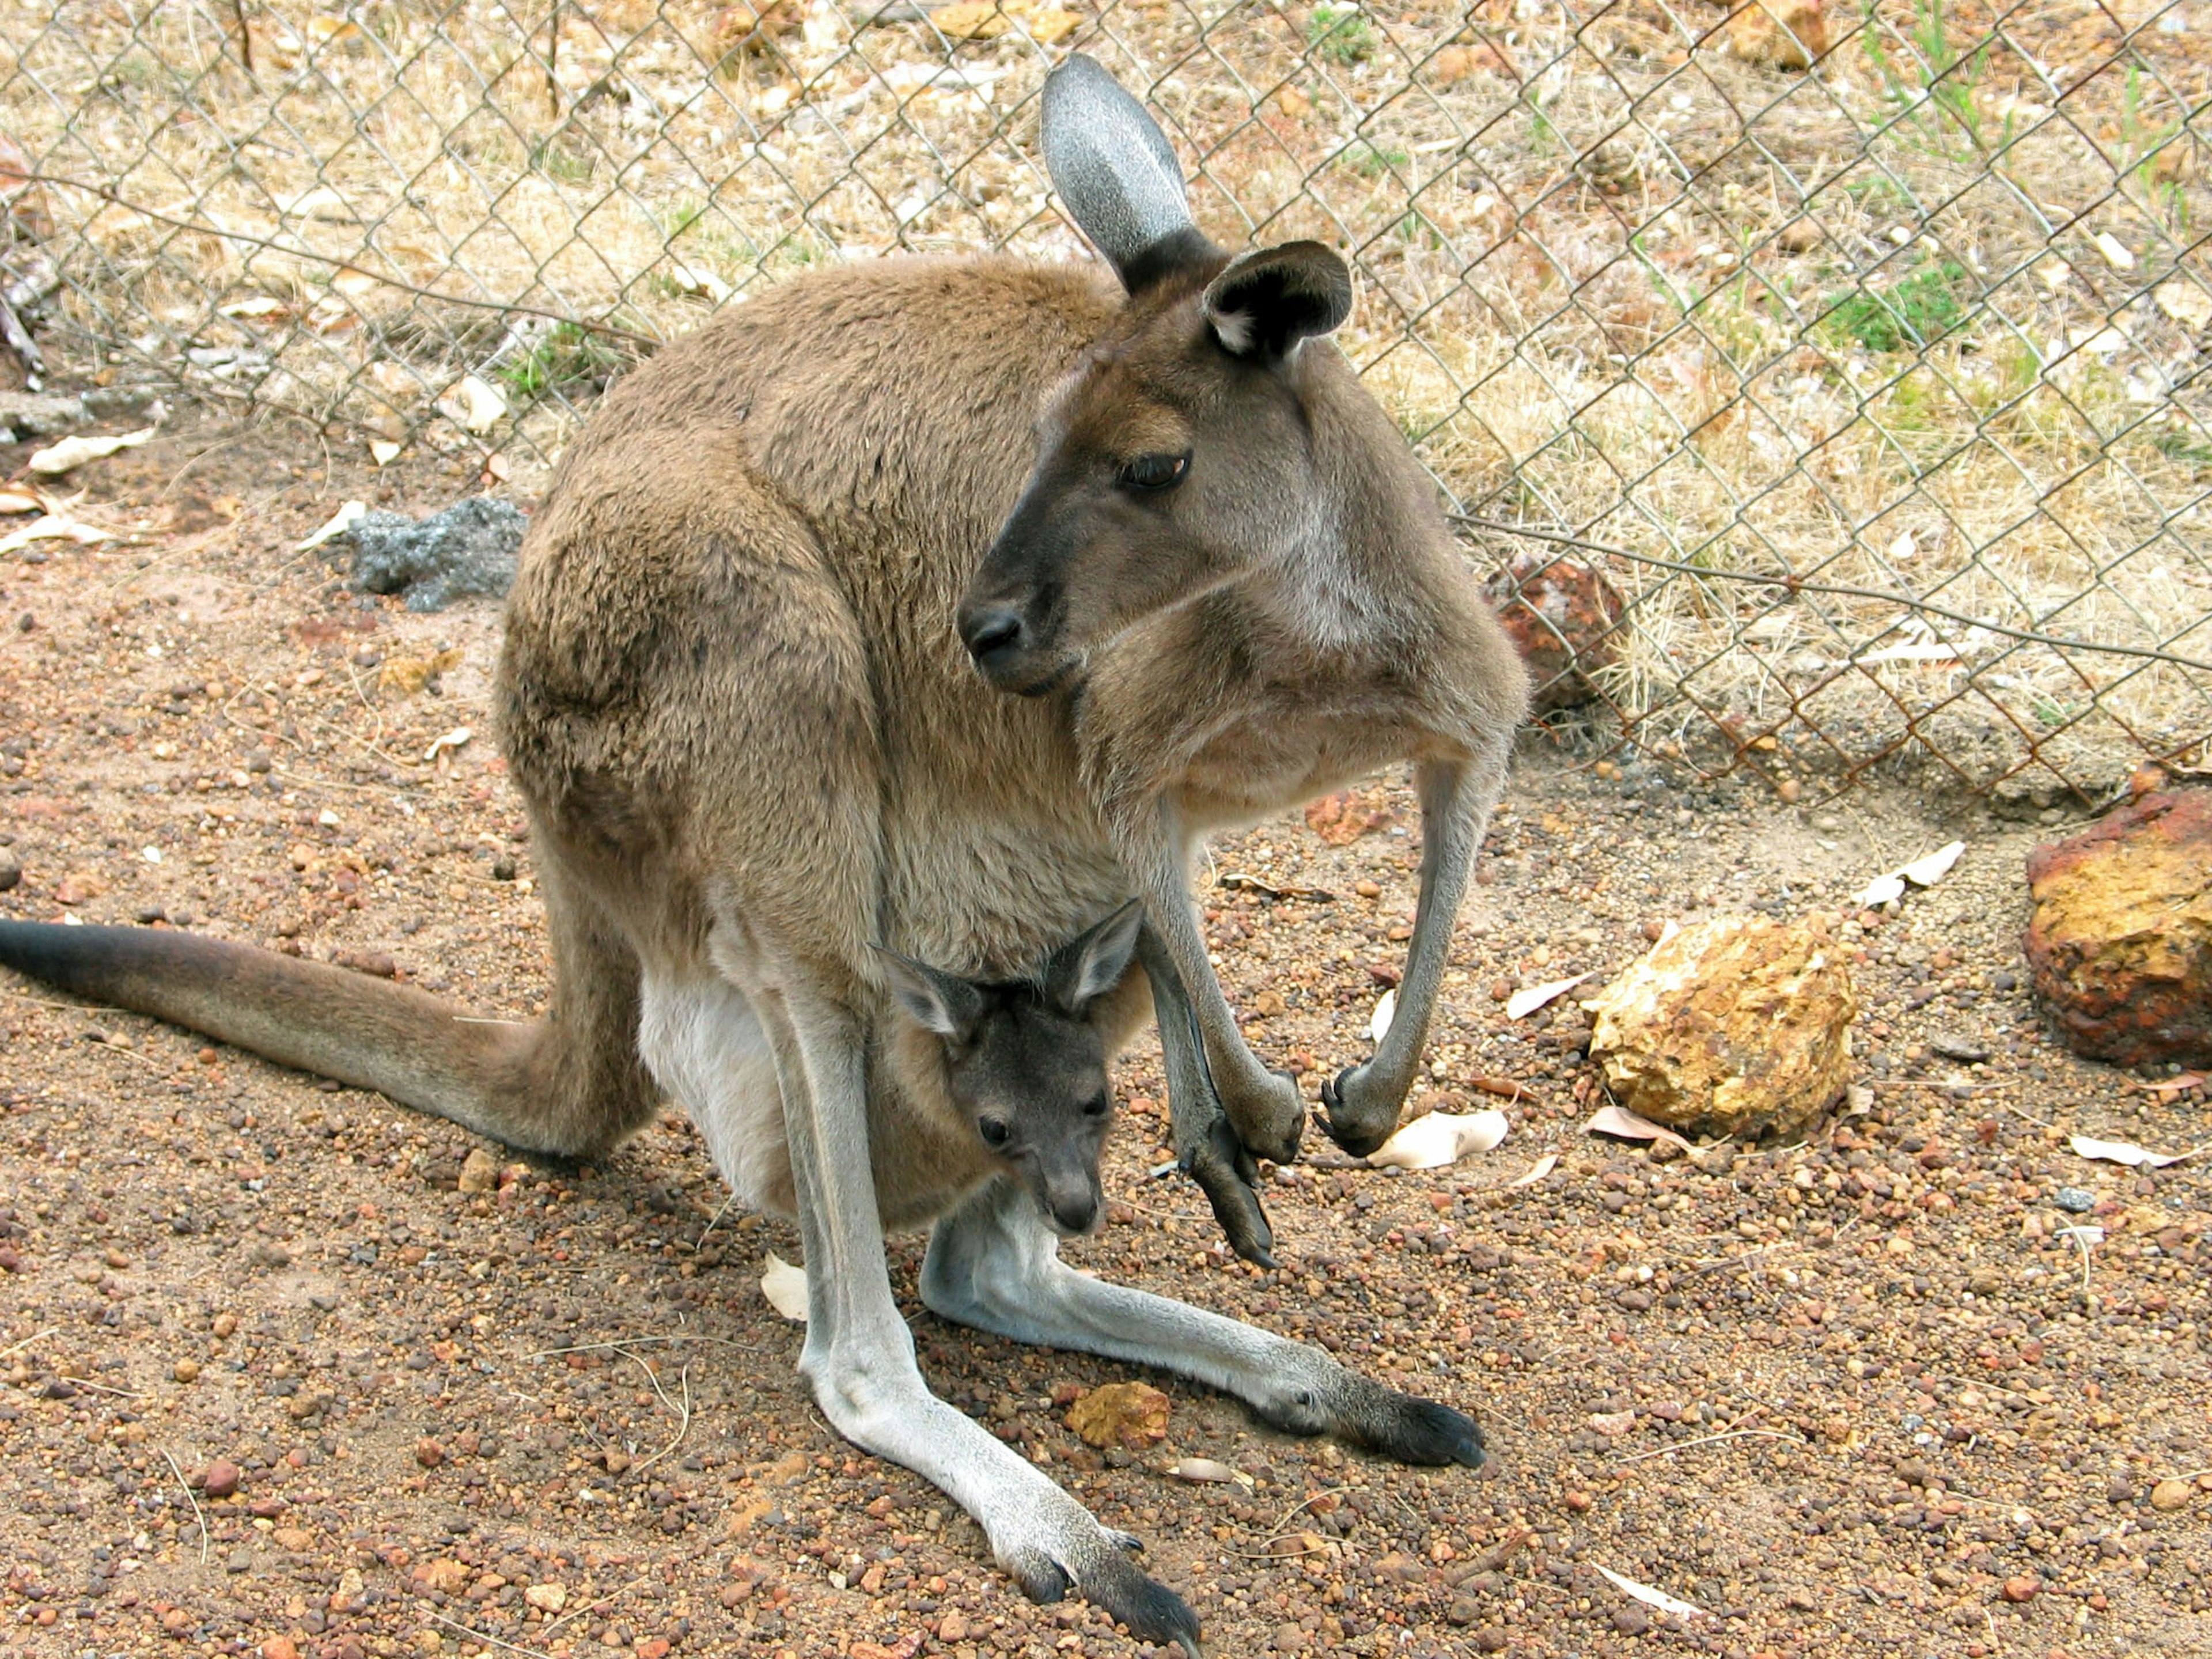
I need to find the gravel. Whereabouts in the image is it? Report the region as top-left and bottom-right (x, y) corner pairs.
(1, 406), (2207, 1657)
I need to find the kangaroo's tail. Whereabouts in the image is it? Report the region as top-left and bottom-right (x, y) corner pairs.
(0, 921), (605, 1154)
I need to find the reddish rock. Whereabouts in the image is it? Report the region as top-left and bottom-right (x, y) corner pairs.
(1480, 548), (1625, 713)
(2024, 790), (2211, 1067)
(198, 1459), (241, 1499)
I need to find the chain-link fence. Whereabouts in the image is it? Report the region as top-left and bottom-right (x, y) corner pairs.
(2, 0), (2207, 804)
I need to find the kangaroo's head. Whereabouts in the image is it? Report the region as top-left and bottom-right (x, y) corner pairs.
(957, 55), (1358, 696)
(875, 900), (1143, 1236)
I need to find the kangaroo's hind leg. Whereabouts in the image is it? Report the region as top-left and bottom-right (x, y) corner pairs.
(921, 1175), (1484, 1467)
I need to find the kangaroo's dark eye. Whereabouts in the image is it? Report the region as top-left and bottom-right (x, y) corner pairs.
(1084, 1094), (1112, 1120)
(1118, 452), (1189, 491)
(978, 1118), (1011, 1149)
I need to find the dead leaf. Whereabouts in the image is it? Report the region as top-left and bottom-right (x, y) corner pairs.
(1167, 1457), (1245, 1484)
(2093, 231), (2135, 272)
(0, 513), (113, 554)
(27, 426), (154, 475)
(1506, 970), (1594, 1020)
(1367, 1109), (1509, 1171)
(1217, 872), (1335, 902)
(2138, 1071), (2207, 1096)
(437, 374), (507, 435)
(1853, 641), (1961, 667)
(369, 440), (401, 467)
(294, 499), (366, 553)
(1506, 1152), (1559, 1187)
(277, 185), (354, 222)
(1369, 988), (1396, 1045)
(1067, 1381), (1171, 1450)
(0, 487), (46, 513)
(1594, 1564), (1703, 1619)
(422, 726), (473, 763)
(2069, 1134), (2199, 1170)
(1586, 1103), (1696, 1156)
(760, 1252), (808, 1321)
(1853, 839), (1964, 907)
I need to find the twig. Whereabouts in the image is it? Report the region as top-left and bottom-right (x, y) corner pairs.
(1450, 513), (2212, 677)
(14, 172), (658, 351)
(1, 1327), (59, 1358)
(1618, 1427), (1797, 1464)
(422, 1608), (548, 1658)
(160, 1448), (209, 1565)
(693, 1191), (741, 1249)
(525, 1332), (766, 1358)
(1468, 1074), (1539, 1104)
(614, 1347), (692, 1479)
(7, 990), (124, 1013)
(1228, 1485), (1351, 1560)
(2061, 1224), (2094, 1301)
(66, 1376), (142, 1397)
(536, 1574), (649, 1641)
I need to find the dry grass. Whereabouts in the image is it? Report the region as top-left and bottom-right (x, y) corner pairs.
(3, 0), (2207, 790)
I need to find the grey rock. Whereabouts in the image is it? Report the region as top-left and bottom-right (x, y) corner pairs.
(2053, 1187), (2096, 1214)
(0, 848), (18, 892)
(345, 496), (525, 612)
(0, 390), (87, 438)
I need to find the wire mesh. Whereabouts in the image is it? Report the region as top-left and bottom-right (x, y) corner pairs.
(2, 0), (2207, 804)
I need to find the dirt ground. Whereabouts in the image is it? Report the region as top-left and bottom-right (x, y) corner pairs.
(1, 404), (2208, 1659)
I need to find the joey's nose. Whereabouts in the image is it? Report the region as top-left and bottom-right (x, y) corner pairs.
(959, 603), (1027, 670)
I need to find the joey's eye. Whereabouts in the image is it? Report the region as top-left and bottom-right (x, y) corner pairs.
(1118, 452), (1190, 491)
(1084, 1094), (1111, 1120)
(978, 1118), (1011, 1149)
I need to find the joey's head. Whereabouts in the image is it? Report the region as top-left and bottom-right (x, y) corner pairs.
(875, 901), (1143, 1236)
(956, 56), (1357, 696)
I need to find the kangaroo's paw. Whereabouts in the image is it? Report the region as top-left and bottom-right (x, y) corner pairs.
(1183, 1112), (1275, 1268)
(1318, 1061), (1403, 1158)
(1221, 1066), (1304, 1168)
(997, 1509), (1201, 1654)
(1335, 1374), (1487, 1468)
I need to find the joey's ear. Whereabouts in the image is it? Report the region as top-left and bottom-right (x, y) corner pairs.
(873, 946), (987, 1044)
(1045, 899), (1145, 1016)
(1202, 241), (1354, 361)
(1041, 54), (1216, 293)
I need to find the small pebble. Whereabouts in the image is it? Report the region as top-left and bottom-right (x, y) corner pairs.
(173, 1359), (200, 1384)
(2150, 1478), (2193, 1512)
(200, 1459), (241, 1499)
(2053, 1187), (2096, 1214)
(0, 848), (21, 891)
(2000, 1575), (2039, 1603)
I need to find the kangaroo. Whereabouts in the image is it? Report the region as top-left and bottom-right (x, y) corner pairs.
(0, 56), (1524, 1649)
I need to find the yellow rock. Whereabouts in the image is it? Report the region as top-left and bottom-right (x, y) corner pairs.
(1066, 1381), (1171, 1450)
(1586, 915), (1857, 1140)
(457, 1147), (501, 1194)
(2150, 1478), (2193, 1512)
(929, 0), (1080, 43)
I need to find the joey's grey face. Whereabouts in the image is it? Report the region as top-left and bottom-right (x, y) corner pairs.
(957, 241), (1355, 696)
(956, 1004), (1114, 1237)
(874, 900), (1143, 1238)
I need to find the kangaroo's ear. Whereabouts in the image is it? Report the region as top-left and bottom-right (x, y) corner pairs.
(1203, 241), (1354, 361)
(1045, 899), (1145, 1016)
(1041, 54), (1215, 293)
(874, 946), (987, 1044)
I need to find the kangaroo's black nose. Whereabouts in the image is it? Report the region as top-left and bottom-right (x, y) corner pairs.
(959, 603), (1027, 668)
